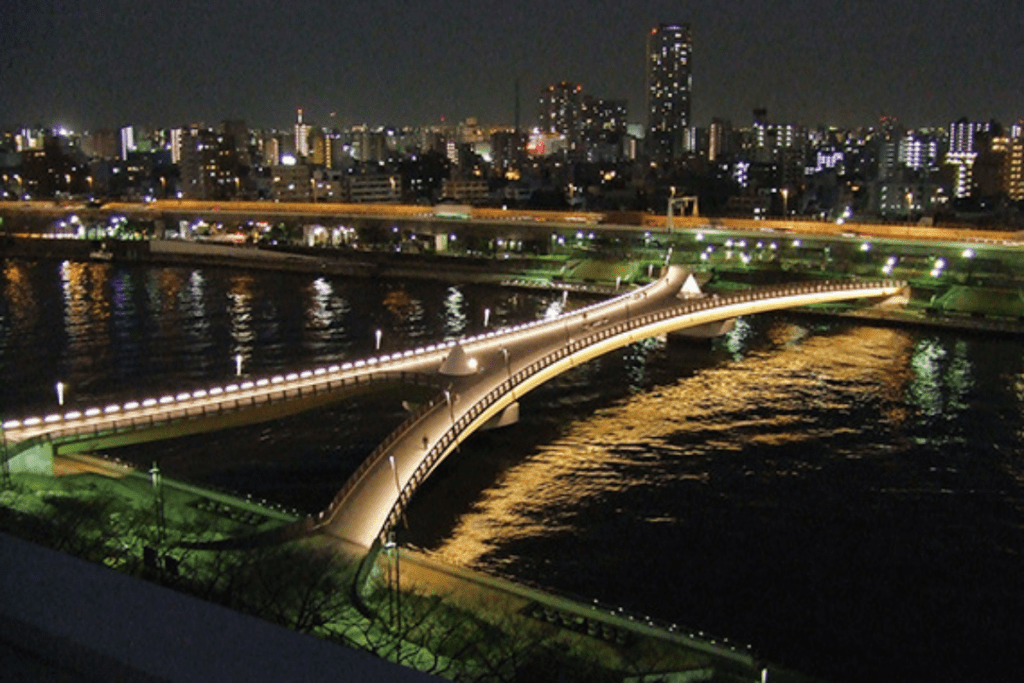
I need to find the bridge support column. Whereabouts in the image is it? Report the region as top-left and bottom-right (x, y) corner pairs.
(670, 318), (737, 339)
(872, 285), (912, 308)
(480, 402), (520, 431)
(7, 441), (55, 476)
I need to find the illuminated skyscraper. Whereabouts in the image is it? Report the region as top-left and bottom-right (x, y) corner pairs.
(295, 109), (310, 159)
(645, 23), (692, 163)
(538, 82), (583, 142)
(120, 125), (136, 160)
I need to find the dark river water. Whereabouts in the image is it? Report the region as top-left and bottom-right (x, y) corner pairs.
(2, 258), (1022, 683)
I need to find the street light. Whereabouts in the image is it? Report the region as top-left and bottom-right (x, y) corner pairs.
(443, 389), (456, 426)
(55, 381), (65, 407)
(235, 353), (243, 377)
(500, 347), (511, 381)
(781, 188), (789, 217)
(375, 329), (383, 351)
(387, 454), (403, 661)
(483, 307), (490, 328)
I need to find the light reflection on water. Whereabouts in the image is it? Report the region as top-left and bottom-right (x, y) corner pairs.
(442, 286), (467, 339)
(427, 324), (916, 570)
(228, 274), (255, 359)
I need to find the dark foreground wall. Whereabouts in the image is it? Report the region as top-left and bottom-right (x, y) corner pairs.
(0, 533), (436, 682)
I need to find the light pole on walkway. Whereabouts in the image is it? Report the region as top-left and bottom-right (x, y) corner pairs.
(500, 347), (511, 381)
(388, 454), (402, 662)
(1, 426), (9, 485)
(375, 329), (383, 351)
(55, 381), (65, 407)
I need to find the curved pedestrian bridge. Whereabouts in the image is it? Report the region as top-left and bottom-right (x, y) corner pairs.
(2, 269), (905, 551)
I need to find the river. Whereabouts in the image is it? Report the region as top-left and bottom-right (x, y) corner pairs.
(1, 258), (1021, 682)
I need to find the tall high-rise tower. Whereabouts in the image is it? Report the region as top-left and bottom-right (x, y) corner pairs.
(645, 23), (692, 163)
(295, 109), (311, 159)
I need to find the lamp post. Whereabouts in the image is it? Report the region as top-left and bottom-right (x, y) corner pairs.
(150, 462), (165, 543)
(387, 454), (403, 661)
(483, 307), (490, 328)
(667, 186), (675, 233)
(1, 424), (10, 485)
(500, 347), (511, 381)
(235, 353), (243, 377)
(375, 329), (383, 351)
(781, 188), (789, 218)
(55, 381), (65, 407)
(444, 389), (455, 426)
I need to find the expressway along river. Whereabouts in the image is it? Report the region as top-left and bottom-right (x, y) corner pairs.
(2, 258), (1022, 683)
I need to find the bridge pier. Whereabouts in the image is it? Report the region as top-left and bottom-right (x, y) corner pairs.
(6, 440), (54, 475)
(480, 401), (519, 430)
(670, 318), (737, 339)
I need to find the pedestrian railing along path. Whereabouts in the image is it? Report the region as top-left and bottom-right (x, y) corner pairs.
(1, 369), (445, 461)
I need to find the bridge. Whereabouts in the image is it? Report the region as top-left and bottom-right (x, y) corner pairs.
(2, 269), (905, 551)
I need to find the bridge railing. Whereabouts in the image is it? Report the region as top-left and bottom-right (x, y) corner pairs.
(1, 370), (443, 460)
(2, 270), (679, 445)
(373, 278), (903, 537)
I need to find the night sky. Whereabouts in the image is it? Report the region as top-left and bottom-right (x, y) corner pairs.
(3, 0), (1022, 132)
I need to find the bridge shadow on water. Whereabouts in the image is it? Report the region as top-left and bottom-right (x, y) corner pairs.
(103, 392), (415, 515)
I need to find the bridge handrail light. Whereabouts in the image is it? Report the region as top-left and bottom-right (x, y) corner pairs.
(124, 401), (140, 410)
(84, 408), (101, 417)
(44, 414), (62, 423)
(336, 364), (348, 371)
(367, 358), (378, 365)
(224, 384), (239, 393)
(313, 368), (326, 376)
(176, 392), (190, 401)
(192, 390), (208, 398)
(240, 381), (255, 390)
(285, 373), (299, 381)
(299, 371), (312, 379)
(3, 420), (21, 429)
(354, 360), (365, 368)
(104, 405), (121, 413)
(209, 387), (223, 396)
(255, 379), (270, 387)
(159, 396), (174, 404)
(270, 375), (285, 384)
(23, 417), (42, 426)
(64, 411), (83, 420)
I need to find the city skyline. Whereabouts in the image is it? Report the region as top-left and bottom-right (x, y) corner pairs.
(3, 0), (1022, 132)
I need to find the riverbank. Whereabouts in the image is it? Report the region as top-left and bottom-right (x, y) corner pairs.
(0, 452), (818, 682)
(10, 234), (1019, 336)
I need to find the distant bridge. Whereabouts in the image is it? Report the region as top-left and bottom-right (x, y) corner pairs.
(2, 269), (905, 551)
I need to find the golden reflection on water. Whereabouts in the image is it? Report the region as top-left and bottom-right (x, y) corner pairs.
(3, 261), (38, 333)
(229, 273), (255, 356)
(430, 322), (916, 568)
